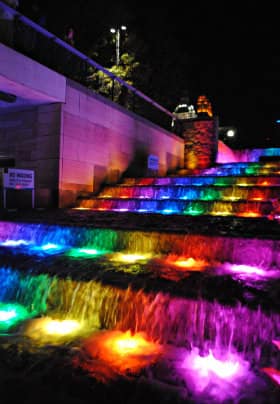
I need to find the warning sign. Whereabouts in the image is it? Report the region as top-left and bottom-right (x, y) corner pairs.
(3, 168), (34, 189)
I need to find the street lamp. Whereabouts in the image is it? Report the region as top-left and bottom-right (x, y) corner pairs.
(110, 25), (127, 65)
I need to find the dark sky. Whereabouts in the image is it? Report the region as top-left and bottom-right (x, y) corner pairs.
(21, 1), (280, 148)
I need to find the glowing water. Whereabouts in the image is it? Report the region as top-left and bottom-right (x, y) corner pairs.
(75, 330), (162, 380)
(1, 222), (280, 271)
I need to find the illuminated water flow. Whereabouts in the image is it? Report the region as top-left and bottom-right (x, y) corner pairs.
(0, 218), (280, 401)
(0, 302), (31, 332)
(76, 161), (280, 217)
(176, 347), (261, 403)
(1, 222), (280, 272)
(74, 330), (163, 381)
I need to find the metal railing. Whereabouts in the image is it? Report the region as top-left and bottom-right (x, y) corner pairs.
(0, 1), (179, 131)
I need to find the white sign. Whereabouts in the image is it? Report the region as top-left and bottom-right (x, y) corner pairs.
(147, 155), (159, 170)
(3, 168), (34, 189)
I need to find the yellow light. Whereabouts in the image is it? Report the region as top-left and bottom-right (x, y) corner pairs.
(167, 256), (207, 271)
(174, 257), (202, 268)
(211, 211), (232, 216)
(44, 319), (80, 335)
(112, 332), (146, 355)
(23, 317), (86, 345)
(223, 196), (240, 201)
(110, 253), (150, 263)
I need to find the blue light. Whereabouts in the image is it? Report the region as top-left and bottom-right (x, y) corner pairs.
(30, 243), (67, 256)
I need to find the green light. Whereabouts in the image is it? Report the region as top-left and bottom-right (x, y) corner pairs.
(244, 166), (259, 175)
(184, 203), (205, 216)
(214, 178), (233, 186)
(67, 248), (109, 258)
(201, 189), (220, 201)
(0, 302), (31, 331)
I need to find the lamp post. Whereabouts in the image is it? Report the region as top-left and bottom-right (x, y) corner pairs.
(110, 25), (127, 65)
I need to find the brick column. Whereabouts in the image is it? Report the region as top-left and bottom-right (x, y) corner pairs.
(182, 116), (219, 170)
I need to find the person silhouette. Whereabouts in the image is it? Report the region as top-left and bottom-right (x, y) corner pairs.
(64, 26), (75, 47)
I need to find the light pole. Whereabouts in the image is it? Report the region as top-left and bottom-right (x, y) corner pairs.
(110, 25), (127, 65)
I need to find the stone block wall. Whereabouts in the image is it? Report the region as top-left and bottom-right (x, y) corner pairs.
(0, 103), (61, 207)
(183, 117), (219, 169)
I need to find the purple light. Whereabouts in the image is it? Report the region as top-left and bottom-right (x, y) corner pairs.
(222, 263), (280, 280)
(189, 350), (240, 379)
(178, 348), (254, 402)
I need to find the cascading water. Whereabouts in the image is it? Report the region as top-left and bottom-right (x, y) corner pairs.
(77, 161), (280, 217)
(0, 220), (280, 403)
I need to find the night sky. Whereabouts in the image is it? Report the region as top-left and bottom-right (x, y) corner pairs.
(20, 1), (280, 148)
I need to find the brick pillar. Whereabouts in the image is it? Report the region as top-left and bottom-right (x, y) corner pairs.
(182, 116), (219, 170)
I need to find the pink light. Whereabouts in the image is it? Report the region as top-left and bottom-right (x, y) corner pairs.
(189, 350), (240, 379)
(262, 368), (280, 386)
(272, 340), (280, 350)
(178, 348), (254, 402)
(222, 263), (280, 279)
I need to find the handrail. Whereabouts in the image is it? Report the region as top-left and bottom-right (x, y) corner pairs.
(0, 1), (178, 121)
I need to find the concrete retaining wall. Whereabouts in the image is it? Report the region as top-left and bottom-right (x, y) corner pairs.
(59, 80), (184, 207)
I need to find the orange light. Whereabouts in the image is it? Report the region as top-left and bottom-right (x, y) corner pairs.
(237, 212), (260, 218)
(167, 256), (207, 271)
(77, 330), (162, 380)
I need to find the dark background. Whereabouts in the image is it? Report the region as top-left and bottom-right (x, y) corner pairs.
(19, 0), (280, 148)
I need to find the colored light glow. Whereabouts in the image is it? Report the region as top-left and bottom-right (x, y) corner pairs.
(76, 330), (162, 380)
(41, 243), (60, 250)
(272, 340), (280, 350)
(262, 368), (280, 385)
(190, 350), (240, 379)
(222, 196), (240, 201)
(72, 207), (90, 210)
(67, 248), (108, 258)
(259, 181), (269, 186)
(237, 212), (261, 218)
(184, 206), (205, 215)
(211, 211), (232, 216)
(178, 348), (253, 402)
(162, 209), (178, 214)
(1, 239), (30, 247)
(236, 182), (250, 187)
(31, 243), (66, 255)
(201, 190), (220, 200)
(110, 253), (150, 263)
(167, 256), (207, 271)
(0, 302), (31, 331)
(251, 197), (264, 201)
(0, 309), (16, 321)
(222, 263), (280, 279)
(44, 319), (80, 335)
(23, 317), (86, 345)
